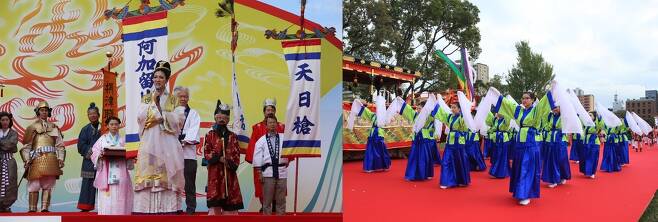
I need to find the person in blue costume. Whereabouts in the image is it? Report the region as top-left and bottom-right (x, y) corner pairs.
(432, 97), (471, 189)
(571, 133), (584, 163)
(540, 105), (571, 188)
(465, 128), (486, 172)
(484, 112), (496, 165)
(396, 97), (439, 181)
(482, 108), (496, 162)
(490, 88), (551, 206)
(352, 97), (391, 172)
(483, 134), (493, 162)
(616, 119), (630, 166)
(508, 127), (517, 162)
(579, 112), (605, 178)
(600, 122), (622, 173)
(539, 115), (549, 168)
(76, 102), (102, 212)
(486, 112), (512, 178)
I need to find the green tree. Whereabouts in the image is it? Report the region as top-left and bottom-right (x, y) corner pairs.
(343, 0), (481, 101)
(343, 0), (395, 62)
(505, 41), (555, 100)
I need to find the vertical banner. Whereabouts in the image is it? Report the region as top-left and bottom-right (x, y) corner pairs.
(231, 65), (250, 150)
(101, 68), (118, 133)
(229, 16), (250, 150)
(435, 50), (467, 96)
(281, 39), (322, 158)
(122, 11), (169, 158)
(460, 47), (476, 101)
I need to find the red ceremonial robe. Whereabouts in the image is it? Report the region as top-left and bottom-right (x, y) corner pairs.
(204, 129), (243, 211)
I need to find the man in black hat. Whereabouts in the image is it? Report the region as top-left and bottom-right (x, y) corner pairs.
(204, 100), (243, 215)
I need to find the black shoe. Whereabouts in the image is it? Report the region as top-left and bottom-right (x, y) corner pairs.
(41, 209), (50, 213)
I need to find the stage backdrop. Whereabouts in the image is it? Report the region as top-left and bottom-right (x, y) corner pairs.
(0, 0), (342, 212)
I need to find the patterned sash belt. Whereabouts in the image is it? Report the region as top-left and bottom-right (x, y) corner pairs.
(30, 146), (57, 159)
(0, 152), (13, 197)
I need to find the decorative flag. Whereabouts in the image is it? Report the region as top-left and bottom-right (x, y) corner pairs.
(435, 50), (469, 99)
(281, 39), (321, 158)
(460, 47), (476, 101)
(625, 111), (643, 135)
(226, 11), (249, 150)
(231, 60), (250, 150)
(101, 68), (118, 134)
(122, 11), (169, 158)
(549, 81), (582, 135)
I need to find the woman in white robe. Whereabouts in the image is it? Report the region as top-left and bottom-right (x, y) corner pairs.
(132, 61), (186, 214)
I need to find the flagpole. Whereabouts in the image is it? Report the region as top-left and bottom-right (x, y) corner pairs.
(293, 0), (306, 214)
(261, 1), (333, 214)
(226, 6), (237, 203)
(229, 42), (235, 203)
(223, 138), (229, 200)
(294, 156), (299, 214)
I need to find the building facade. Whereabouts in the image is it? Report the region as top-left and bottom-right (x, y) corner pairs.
(612, 93), (625, 112)
(646, 90), (657, 100)
(626, 99), (657, 125)
(474, 63), (489, 84)
(578, 94), (595, 112)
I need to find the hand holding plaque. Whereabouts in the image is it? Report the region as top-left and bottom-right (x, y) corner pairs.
(103, 144), (126, 159)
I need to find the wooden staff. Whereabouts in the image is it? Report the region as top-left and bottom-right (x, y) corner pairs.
(222, 137), (229, 200)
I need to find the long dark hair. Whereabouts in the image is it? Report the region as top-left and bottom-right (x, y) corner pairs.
(0, 112), (13, 129)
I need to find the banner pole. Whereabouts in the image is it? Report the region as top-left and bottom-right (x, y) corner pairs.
(294, 156), (300, 214)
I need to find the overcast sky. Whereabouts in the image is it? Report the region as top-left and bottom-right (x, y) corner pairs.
(470, 0), (658, 108)
(260, 0), (342, 39)
(259, 1), (658, 108)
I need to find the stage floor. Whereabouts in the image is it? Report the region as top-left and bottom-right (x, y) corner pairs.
(344, 144), (658, 222)
(0, 212), (342, 222)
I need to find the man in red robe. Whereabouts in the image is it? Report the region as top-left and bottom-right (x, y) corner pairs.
(245, 98), (284, 211)
(204, 100), (243, 215)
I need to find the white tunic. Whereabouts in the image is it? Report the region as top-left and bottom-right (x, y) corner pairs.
(180, 108), (201, 160)
(253, 133), (289, 178)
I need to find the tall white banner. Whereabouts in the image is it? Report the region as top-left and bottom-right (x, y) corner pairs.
(280, 39), (321, 158)
(231, 59), (250, 149)
(122, 11), (169, 156)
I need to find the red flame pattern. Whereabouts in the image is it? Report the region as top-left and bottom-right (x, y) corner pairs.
(1, 0), (204, 148)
